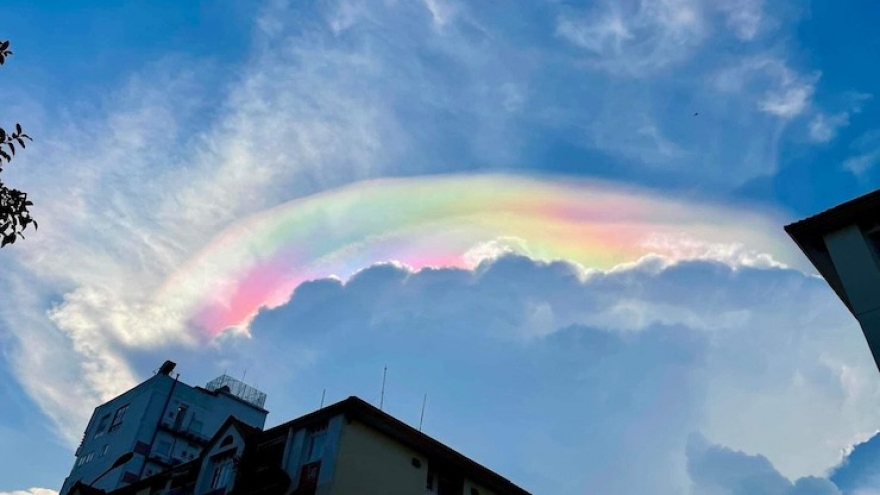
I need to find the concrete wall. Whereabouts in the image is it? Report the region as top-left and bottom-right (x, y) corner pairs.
(328, 419), (428, 495)
(61, 373), (268, 494)
(61, 378), (163, 494)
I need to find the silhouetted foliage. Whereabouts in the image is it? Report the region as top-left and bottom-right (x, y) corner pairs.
(0, 39), (37, 248)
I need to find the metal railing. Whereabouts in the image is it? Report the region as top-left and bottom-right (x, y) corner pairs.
(205, 375), (267, 409)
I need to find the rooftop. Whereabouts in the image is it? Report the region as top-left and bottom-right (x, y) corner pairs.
(784, 188), (880, 241)
(260, 396), (532, 495)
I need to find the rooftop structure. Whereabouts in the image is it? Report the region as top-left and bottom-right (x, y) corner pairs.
(205, 375), (267, 410)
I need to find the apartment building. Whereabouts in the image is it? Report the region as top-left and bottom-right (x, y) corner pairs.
(61, 361), (268, 494)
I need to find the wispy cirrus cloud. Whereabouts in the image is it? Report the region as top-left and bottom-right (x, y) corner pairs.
(714, 56), (819, 119)
(715, 0), (765, 40)
(0, 1), (867, 491)
(843, 130), (880, 176)
(555, 0), (706, 76)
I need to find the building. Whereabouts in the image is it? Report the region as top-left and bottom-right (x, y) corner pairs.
(61, 361), (268, 494)
(69, 396), (532, 495)
(785, 189), (880, 370)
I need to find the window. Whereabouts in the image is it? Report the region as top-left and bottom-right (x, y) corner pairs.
(210, 458), (234, 489)
(108, 404), (129, 432)
(306, 431), (326, 462)
(99, 445), (109, 457)
(93, 413), (111, 438)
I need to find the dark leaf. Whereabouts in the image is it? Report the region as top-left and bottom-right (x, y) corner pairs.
(17, 137), (25, 148)
(1, 235), (12, 248)
(7, 142), (14, 155)
(33, 220), (38, 231)
(15, 123), (22, 134)
(0, 55), (5, 66)
(0, 128), (6, 141)
(0, 150), (10, 162)
(0, 41), (8, 51)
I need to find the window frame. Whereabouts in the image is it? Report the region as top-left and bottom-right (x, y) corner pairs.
(305, 431), (327, 462)
(108, 404), (130, 433)
(209, 455), (234, 489)
(93, 413), (111, 438)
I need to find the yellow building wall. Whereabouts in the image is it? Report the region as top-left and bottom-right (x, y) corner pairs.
(328, 419), (428, 495)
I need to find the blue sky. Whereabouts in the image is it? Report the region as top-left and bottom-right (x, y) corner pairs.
(2, 1), (880, 494)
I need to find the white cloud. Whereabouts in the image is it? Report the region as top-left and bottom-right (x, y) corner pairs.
(640, 233), (787, 269)
(843, 152), (880, 176)
(555, 0), (706, 76)
(421, 0), (458, 28)
(715, 0), (765, 40)
(808, 92), (871, 143)
(714, 56), (818, 118)
(761, 84), (815, 118)
(237, 253), (880, 493)
(0, 489), (59, 495)
(843, 130), (880, 176)
(810, 113), (850, 143)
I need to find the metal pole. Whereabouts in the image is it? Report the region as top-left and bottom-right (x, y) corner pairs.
(320, 389), (326, 409)
(419, 394), (427, 432)
(380, 366), (387, 411)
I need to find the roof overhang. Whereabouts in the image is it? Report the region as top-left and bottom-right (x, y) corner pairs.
(784, 189), (880, 313)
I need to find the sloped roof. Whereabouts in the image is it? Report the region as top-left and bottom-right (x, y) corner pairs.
(785, 189), (880, 240)
(261, 396), (532, 495)
(784, 188), (880, 314)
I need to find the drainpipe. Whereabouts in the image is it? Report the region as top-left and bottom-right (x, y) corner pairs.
(138, 373), (180, 481)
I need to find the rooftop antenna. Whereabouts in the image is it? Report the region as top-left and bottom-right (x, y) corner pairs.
(320, 389), (326, 409)
(380, 366), (387, 411)
(419, 393), (427, 432)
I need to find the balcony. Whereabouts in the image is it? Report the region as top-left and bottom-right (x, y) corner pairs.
(157, 422), (210, 446)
